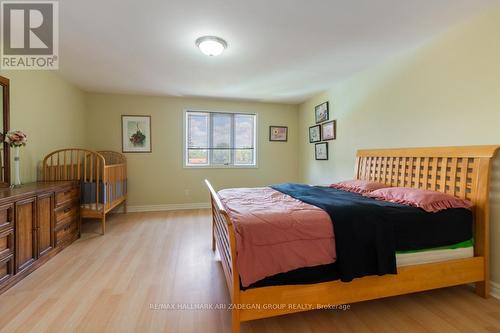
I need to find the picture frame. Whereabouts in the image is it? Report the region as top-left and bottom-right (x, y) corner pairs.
(321, 120), (336, 141)
(121, 115), (152, 153)
(315, 101), (329, 124)
(269, 126), (288, 142)
(315, 142), (328, 160)
(309, 125), (321, 143)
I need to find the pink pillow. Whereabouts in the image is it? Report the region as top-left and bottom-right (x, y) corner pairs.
(330, 180), (390, 194)
(364, 187), (473, 213)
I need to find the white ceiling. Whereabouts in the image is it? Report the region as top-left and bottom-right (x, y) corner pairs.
(59, 0), (499, 104)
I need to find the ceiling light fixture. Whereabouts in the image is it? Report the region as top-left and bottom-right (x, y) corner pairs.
(195, 36), (227, 56)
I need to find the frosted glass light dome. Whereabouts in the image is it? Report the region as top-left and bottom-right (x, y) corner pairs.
(196, 36), (227, 56)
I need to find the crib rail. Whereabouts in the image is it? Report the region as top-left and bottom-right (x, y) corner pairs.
(42, 148), (105, 182)
(103, 163), (127, 212)
(98, 150), (127, 165)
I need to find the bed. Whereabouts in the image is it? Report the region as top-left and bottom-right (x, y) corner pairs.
(42, 149), (127, 235)
(205, 145), (499, 333)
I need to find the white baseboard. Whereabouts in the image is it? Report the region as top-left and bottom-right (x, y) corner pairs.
(113, 202), (210, 213)
(491, 281), (500, 299)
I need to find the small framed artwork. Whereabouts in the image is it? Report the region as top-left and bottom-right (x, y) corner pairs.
(309, 125), (321, 143)
(269, 126), (288, 141)
(315, 101), (329, 124)
(315, 142), (328, 160)
(122, 115), (152, 153)
(321, 120), (336, 140)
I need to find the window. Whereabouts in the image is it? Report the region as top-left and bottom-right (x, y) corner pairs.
(185, 111), (257, 167)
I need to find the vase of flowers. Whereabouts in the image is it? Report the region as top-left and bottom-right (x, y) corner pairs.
(5, 130), (27, 187)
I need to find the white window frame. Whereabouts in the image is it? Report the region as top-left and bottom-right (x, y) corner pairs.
(183, 109), (258, 169)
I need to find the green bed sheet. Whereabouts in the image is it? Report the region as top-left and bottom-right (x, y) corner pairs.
(396, 239), (473, 254)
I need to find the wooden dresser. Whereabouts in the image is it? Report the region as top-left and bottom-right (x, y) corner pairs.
(0, 181), (80, 294)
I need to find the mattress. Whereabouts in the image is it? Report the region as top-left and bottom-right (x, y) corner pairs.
(396, 246), (473, 267)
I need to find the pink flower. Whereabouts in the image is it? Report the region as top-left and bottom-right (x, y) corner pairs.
(5, 130), (28, 147)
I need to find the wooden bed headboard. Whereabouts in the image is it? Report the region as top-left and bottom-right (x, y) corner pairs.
(355, 145), (499, 296)
(355, 146), (499, 202)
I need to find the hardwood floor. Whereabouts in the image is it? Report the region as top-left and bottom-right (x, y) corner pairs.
(0, 210), (499, 333)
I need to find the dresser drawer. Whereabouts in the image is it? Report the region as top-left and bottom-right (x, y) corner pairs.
(55, 214), (78, 230)
(0, 255), (14, 285)
(0, 204), (13, 231)
(55, 219), (78, 247)
(55, 204), (78, 225)
(55, 187), (79, 207)
(0, 229), (13, 259)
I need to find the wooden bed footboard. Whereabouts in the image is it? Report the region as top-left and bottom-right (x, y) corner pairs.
(205, 180), (241, 332)
(205, 145), (499, 333)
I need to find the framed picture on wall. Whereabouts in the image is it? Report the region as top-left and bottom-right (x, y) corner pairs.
(122, 115), (152, 153)
(309, 125), (321, 143)
(315, 142), (328, 160)
(269, 126), (288, 141)
(321, 120), (336, 140)
(315, 101), (329, 123)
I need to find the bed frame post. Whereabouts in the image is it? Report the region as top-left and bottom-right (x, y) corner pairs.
(228, 217), (241, 333)
(101, 214), (106, 235)
(232, 307), (241, 333)
(474, 158), (493, 298)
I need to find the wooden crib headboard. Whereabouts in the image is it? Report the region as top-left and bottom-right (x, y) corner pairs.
(355, 145), (499, 296)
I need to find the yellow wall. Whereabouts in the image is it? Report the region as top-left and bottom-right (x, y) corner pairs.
(0, 71), (87, 183)
(298, 7), (500, 288)
(86, 93), (299, 207)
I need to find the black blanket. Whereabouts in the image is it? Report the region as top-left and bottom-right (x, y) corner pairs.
(271, 184), (472, 282)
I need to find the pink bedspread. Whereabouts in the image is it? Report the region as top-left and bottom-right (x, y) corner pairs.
(218, 187), (336, 287)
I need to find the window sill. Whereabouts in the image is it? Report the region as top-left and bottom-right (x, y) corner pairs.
(183, 164), (258, 169)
